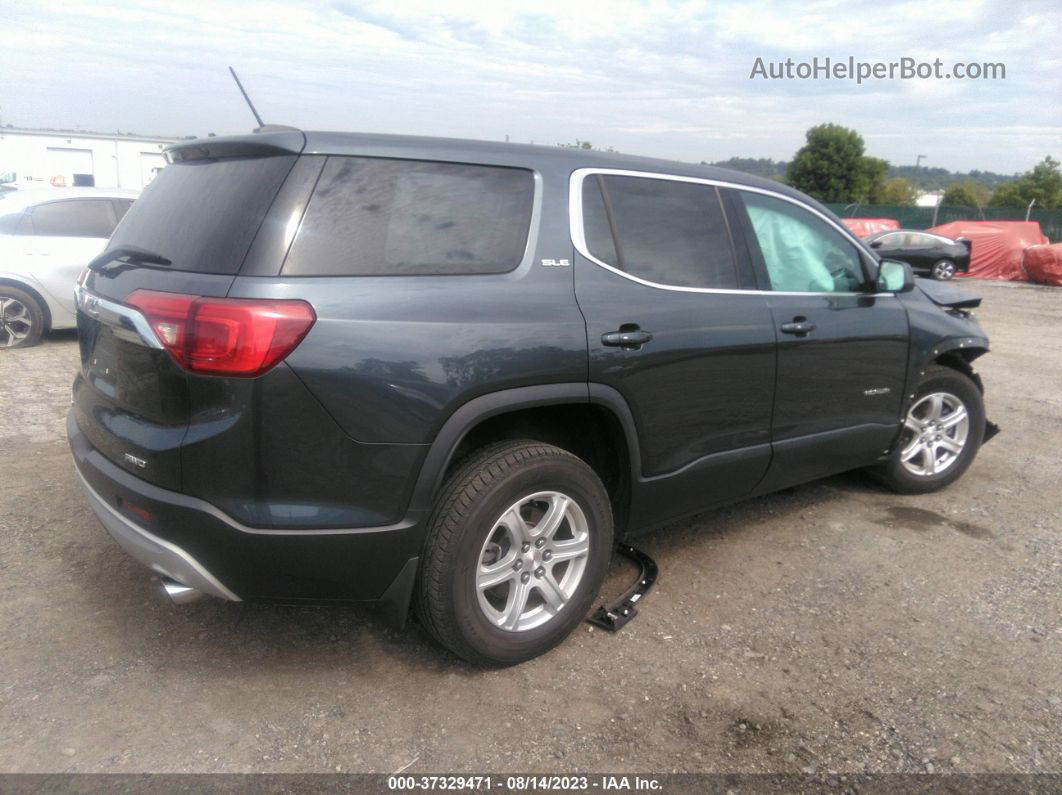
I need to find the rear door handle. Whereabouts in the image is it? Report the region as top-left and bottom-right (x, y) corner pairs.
(780, 319), (816, 336)
(602, 328), (653, 349)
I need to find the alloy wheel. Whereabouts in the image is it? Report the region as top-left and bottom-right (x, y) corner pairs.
(475, 491), (590, 632)
(0, 296), (34, 348)
(899, 392), (970, 477)
(932, 261), (956, 280)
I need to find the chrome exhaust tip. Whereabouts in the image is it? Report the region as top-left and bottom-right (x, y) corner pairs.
(161, 578), (204, 605)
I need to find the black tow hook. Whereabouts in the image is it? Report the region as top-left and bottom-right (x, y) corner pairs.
(587, 542), (658, 632)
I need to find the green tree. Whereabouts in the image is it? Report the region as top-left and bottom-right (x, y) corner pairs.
(858, 156), (889, 203)
(989, 156), (1062, 209)
(786, 123), (890, 203)
(879, 177), (917, 206)
(942, 180), (988, 207)
(786, 123), (867, 202)
(989, 181), (1023, 207)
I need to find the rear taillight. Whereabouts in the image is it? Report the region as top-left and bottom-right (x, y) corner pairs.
(125, 290), (316, 377)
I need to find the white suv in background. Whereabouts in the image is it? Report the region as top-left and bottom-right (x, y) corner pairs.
(0, 188), (138, 347)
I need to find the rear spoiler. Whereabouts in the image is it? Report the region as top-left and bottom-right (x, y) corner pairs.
(164, 130), (306, 163)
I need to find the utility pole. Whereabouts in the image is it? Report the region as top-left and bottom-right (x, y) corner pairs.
(916, 155), (927, 168)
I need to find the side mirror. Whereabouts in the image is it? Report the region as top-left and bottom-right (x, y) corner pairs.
(877, 259), (914, 293)
(869, 239), (882, 249)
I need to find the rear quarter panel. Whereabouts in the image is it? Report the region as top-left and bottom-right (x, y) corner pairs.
(227, 162), (588, 446)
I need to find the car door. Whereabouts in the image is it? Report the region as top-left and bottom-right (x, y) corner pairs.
(24, 199), (117, 315)
(728, 189), (910, 491)
(572, 170), (776, 529)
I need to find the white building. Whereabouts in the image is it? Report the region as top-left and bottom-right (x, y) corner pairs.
(0, 127), (180, 191)
(915, 190), (944, 208)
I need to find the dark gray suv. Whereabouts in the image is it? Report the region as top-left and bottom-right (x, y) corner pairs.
(69, 130), (993, 665)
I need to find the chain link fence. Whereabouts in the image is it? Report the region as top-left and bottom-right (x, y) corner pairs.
(826, 203), (1062, 242)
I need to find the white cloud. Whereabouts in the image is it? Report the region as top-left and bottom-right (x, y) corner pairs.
(0, 0), (1057, 172)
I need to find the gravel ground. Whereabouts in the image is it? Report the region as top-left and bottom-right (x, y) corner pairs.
(0, 280), (1059, 775)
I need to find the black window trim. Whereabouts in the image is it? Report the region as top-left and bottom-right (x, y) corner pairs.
(569, 167), (889, 297)
(276, 155), (543, 278)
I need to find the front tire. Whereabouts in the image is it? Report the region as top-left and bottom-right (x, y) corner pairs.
(415, 440), (613, 666)
(874, 365), (984, 494)
(0, 286), (45, 348)
(931, 259), (957, 280)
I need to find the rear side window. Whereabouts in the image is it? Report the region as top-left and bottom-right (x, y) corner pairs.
(107, 155), (296, 273)
(909, 233), (938, 247)
(113, 199), (134, 222)
(282, 157), (534, 276)
(29, 199), (116, 238)
(581, 174), (740, 289)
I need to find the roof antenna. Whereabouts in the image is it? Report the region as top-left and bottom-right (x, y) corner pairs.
(228, 66), (265, 128)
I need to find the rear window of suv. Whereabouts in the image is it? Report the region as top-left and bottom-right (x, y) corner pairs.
(282, 157), (535, 276)
(107, 154), (297, 273)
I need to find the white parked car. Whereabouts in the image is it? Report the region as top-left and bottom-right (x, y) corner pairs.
(0, 188), (138, 347)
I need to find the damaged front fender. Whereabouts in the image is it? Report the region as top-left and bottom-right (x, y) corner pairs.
(897, 279), (998, 445)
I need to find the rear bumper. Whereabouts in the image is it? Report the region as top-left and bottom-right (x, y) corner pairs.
(76, 468), (240, 601)
(68, 410), (426, 606)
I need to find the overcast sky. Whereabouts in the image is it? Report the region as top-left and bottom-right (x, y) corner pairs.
(1, 0), (1059, 174)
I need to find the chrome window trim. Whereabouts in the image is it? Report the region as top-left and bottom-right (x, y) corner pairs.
(569, 167), (893, 298)
(75, 283), (164, 349)
(911, 231), (958, 246)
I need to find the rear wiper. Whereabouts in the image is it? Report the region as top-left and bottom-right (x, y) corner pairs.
(88, 246), (172, 271)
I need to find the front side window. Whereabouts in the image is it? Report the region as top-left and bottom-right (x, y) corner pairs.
(29, 199), (115, 238)
(739, 192), (866, 292)
(581, 174), (740, 289)
(283, 157), (534, 276)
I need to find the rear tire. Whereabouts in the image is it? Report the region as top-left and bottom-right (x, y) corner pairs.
(0, 286), (45, 349)
(415, 440), (613, 666)
(874, 365), (984, 494)
(931, 259), (957, 280)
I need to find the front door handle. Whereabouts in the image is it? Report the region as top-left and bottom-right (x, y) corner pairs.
(780, 318), (816, 336)
(602, 328), (653, 349)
